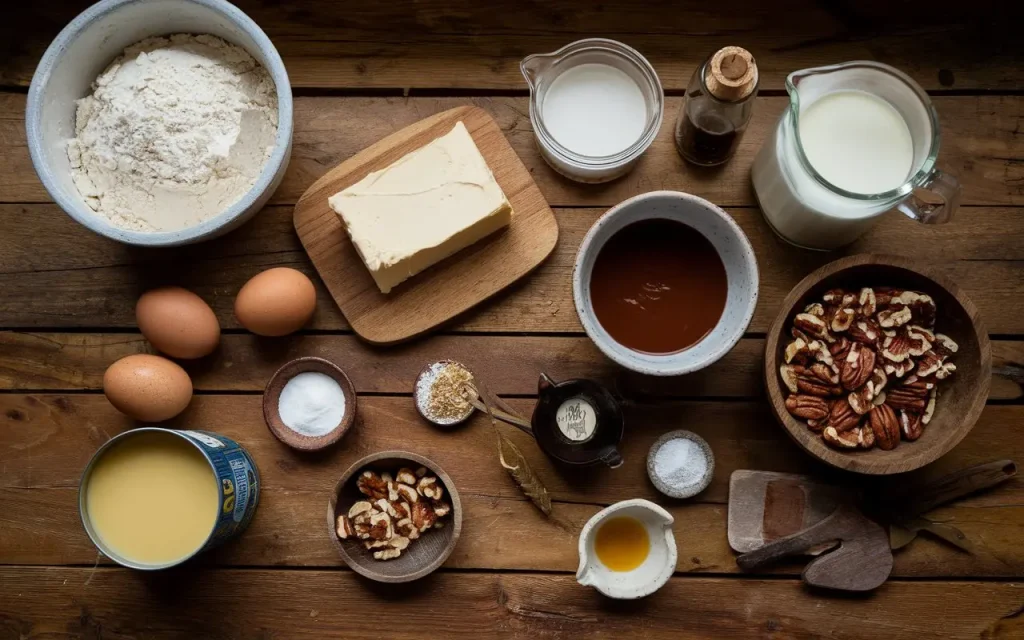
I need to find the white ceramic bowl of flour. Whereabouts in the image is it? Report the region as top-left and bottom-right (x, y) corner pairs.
(26, 0), (293, 247)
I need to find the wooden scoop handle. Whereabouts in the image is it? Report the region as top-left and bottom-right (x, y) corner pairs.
(736, 506), (849, 572)
(894, 460), (1017, 518)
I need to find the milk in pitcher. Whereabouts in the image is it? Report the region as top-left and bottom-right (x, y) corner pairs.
(752, 62), (960, 251)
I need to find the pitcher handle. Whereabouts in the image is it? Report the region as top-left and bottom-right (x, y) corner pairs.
(601, 448), (624, 469)
(897, 169), (961, 225)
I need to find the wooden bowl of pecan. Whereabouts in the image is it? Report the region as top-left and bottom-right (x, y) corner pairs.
(765, 254), (991, 475)
(327, 451), (462, 582)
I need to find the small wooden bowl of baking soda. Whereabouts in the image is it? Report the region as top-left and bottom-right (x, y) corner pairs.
(647, 430), (714, 499)
(263, 357), (357, 451)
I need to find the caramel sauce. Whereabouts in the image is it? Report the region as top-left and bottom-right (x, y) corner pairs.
(590, 219), (728, 354)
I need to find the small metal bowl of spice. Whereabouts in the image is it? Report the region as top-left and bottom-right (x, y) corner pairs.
(263, 357), (357, 452)
(647, 430), (714, 499)
(415, 360), (476, 427)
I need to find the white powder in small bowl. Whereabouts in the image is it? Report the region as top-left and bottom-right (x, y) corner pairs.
(278, 371), (347, 437)
(652, 436), (710, 494)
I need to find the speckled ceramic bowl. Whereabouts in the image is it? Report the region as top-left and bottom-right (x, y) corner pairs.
(646, 430), (715, 499)
(573, 191), (759, 376)
(26, 0), (293, 247)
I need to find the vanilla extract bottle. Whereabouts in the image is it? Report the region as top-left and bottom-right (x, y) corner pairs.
(675, 46), (759, 167)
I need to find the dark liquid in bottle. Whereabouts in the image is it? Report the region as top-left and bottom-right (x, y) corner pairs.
(675, 110), (739, 166)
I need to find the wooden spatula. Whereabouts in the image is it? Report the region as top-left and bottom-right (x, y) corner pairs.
(736, 504), (893, 592)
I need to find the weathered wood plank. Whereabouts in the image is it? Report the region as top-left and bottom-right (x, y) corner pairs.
(1, 568), (1023, 639)
(2, 0), (1019, 91)
(1, 332), (1020, 401)
(2, 205), (1022, 334)
(3, 95), (1022, 207)
(2, 395), (1023, 576)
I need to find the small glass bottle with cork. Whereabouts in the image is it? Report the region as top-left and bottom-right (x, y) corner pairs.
(674, 46), (759, 167)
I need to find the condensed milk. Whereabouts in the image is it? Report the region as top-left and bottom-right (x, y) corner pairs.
(80, 428), (260, 569)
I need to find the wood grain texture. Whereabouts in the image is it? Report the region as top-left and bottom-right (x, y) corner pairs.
(3, 95), (1023, 208)
(764, 255), (992, 476)
(294, 106), (557, 343)
(3, 395), (1024, 576)
(3, 332), (1021, 399)
(2, 568), (1023, 639)
(2, 205), (1023, 334)
(2, 0), (1020, 91)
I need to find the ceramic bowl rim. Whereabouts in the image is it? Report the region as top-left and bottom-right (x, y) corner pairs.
(572, 190), (759, 376)
(25, 0), (294, 247)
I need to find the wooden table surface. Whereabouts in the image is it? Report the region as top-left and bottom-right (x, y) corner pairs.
(2, 1), (1023, 638)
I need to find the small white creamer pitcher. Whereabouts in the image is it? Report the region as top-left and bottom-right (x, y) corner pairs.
(751, 61), (961, 251)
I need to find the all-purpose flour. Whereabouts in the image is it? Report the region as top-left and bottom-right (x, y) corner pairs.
(68, 34), (278, 232)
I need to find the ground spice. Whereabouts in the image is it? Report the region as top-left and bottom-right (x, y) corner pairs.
(415, 361), (475, 425)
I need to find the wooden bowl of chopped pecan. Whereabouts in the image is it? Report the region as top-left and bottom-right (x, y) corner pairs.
(327, 451), (462, 582)
(765, 254), (991, 475)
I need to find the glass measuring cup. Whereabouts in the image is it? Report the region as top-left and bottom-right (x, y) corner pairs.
(751, 61), (961, 250)
(521, 39), (664, 184)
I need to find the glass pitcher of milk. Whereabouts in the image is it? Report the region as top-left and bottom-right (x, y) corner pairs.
(751, 61), (961, 250)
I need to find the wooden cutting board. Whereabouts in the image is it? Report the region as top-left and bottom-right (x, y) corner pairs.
(293, 106), (559, 345)
(728, 470), (850, 553)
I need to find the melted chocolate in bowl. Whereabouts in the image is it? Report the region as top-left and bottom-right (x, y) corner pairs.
(590, 219), (727, 354)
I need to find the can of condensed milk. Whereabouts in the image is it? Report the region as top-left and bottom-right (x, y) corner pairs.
(79, 427), (260, 570)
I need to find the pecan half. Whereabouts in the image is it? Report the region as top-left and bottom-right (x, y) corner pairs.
(869, 404), (900, 451)
(849, 318), (882, 346)
(885, 386), (928, 413)
(848, 385), (876, 415)
(884, 358), (916, 379)
(828, 336), (852, 360)
(840, 343), (876, 390)
(881, 332), (912, 363)
(900, 410), (924, 441)
(893, 291), (937, 327)
(829, 397), (862, 432)
(785, 394), (829, 421)
(357, 471), (389, 500)
(904, 327), (933, 357)
(916, 351), (945, 378)
(335, 515), (355, 540)
(794, 313), (832, 342)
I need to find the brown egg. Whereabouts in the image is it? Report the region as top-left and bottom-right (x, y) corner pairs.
(234, 267), (317, 336)
(103, 354), (193, 422)
(136, 287), (221, 359)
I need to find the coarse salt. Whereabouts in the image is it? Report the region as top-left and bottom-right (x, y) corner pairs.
(278, 372), (347, 437)
(653, 437), (708, 490)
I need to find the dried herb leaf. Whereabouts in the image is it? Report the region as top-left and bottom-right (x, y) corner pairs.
(470, 379), (554, 517)
(495, 430), (552, 516)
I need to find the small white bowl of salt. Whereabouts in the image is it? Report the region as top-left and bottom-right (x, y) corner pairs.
(647, 430), (714, 499)
(263, 357), (357, 452)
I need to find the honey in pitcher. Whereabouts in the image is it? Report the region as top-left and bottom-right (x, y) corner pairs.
(594, 516), (650, 572)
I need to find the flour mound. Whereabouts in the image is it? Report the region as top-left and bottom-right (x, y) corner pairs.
(68, 34), (279, 232)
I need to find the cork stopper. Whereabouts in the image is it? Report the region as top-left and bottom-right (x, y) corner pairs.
(704, 46), (757, 101)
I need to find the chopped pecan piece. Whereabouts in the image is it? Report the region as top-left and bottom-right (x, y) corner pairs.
(336, 515), (355, 540)
(804, 302), (826, 317)
(922, 388), (937, 425)
(904, 327), (933, 357)
(893, 291), (936, 326)
(831, 307), (856, 333)
(411, 500), (438, 532)
(884, 358), (916, 379)
(785, 395), (829, 421)
(822, 289), (847, 305)
(823, 426), (860, 449)
(348, 501), (374, 520)
(396, 483), (419, 504)
(934, 333), (959, 357)
(829, 336), (852, 360)
(858, 287), (877, 317)
(373, 548), (402, 561)
(433, 501), (452, 518)
(916, 351), (945, 378)
(878, 306), (912, 328)
(396, 468), (418, 486)
(784, 338), (813, 365)
(357, 471), (389, 500)
(417, 476), (444, 501)
(857, 424), (876, 449)
(869, 404), (900, 451)
(848, 385), (875, 415)
(900, 410), (924, 441)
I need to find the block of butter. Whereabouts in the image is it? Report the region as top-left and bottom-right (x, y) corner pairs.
(328, 121), (513, 294)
